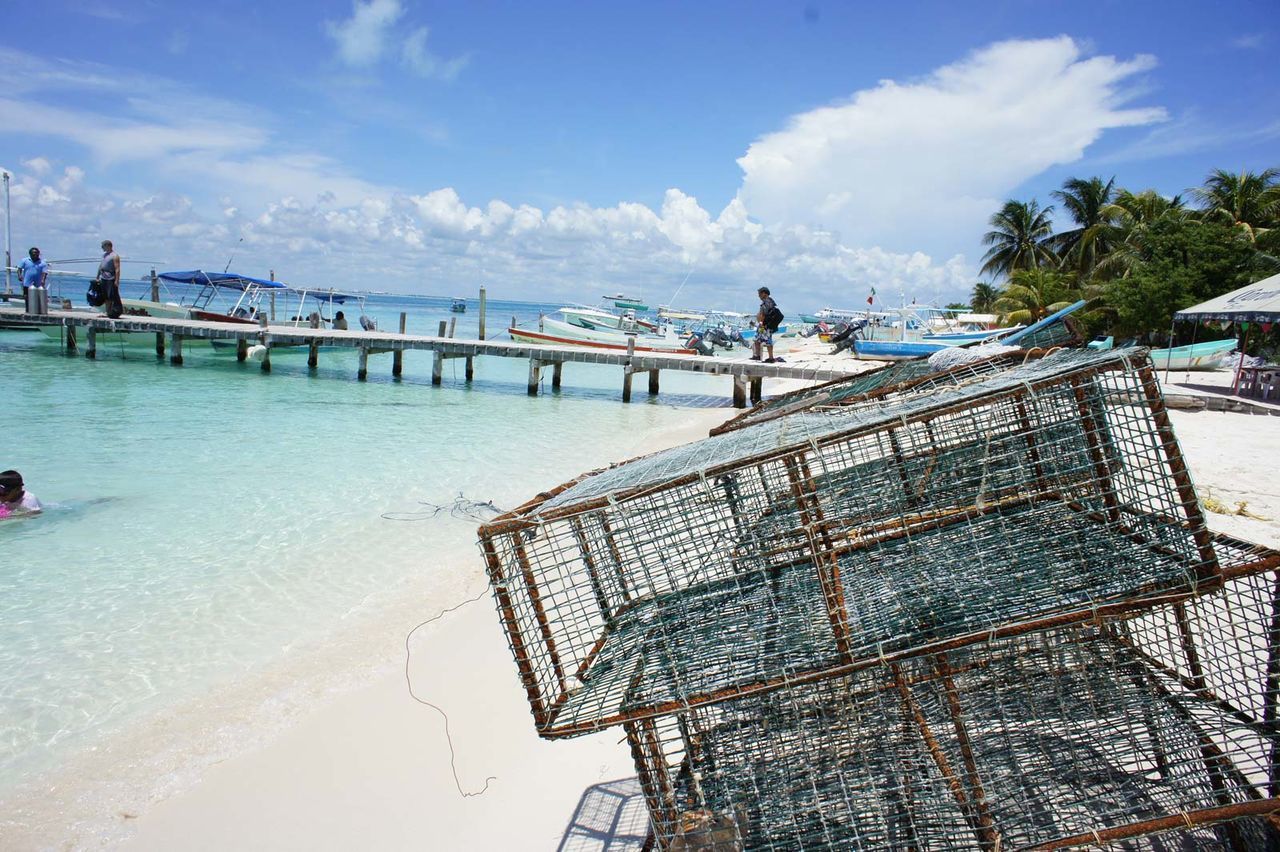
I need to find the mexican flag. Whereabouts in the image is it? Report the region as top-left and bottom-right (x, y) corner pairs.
(867, 286), (876, 306)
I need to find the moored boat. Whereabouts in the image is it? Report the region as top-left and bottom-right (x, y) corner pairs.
(451, 298), (467, 313)
(1148, 339), (1236, 371)
(509, 316), (699, 354)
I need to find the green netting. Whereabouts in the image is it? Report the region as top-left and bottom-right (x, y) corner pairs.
(629, 555), (1280, 849)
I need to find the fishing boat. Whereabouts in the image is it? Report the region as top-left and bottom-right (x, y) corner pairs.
(561, 306), (659, 332)
(451, 298), (467, 313)
(1148, 339), (1236, 371)
(850, 301), (1085, 361)
(509, 316), (699, 354)
(606, 293), (648, 312)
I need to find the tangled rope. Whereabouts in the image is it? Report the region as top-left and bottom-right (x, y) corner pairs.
(382, 493), (503, 523)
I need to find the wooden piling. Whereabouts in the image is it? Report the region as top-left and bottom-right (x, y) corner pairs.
(65, 324), (76, 354)
(261, 345), (271, 373)
(307, 340), (319, 369)
(155, 331), (165, 359)
(151, 269), (164, 358)
(448, 317), (456, 338)
(478, 287), (487, 340)
(236, 338), (248, 362)
(358, 346), (369, 381)
(169, 333), (183, 366)
(750, 377), (763, 404)
(85, 326), (96, 359)
(552, 362), (563, 389)
(258, 314), (271, 373)
(528, 359), (541, 396)
(648, 369), (659, 395)
(269, 291), (276, 322)
(433, 350), (444, 386)
(622, 367), (634, 403)
(732, 374), (747, 408)
(392, 312), (406, 377)
(465, 356), (474, 381)
(438, 320), (447, 337)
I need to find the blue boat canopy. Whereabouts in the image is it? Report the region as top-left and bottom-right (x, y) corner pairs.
(159, 270), (287, 290)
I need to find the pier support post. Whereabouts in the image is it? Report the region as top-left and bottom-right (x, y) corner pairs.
(151, 270), (163, 357)
(170, 333), (183, 366)
(478, 287), (487, 340)
(622, 367), (634, 403)
(392, 312), (406, 378)
(307, 340), (319, 369)
(448, 317), (456, 338)
(236, 338), (248, 362)
(65, 324), (76, 354)
(732, 374), (748, 409)
(648, 369), (659, 395)
(432, 350), (444, 386)
(85, 326), (96, 359)
(528, 359), (541, 396)
(258, 314), (271, 373)
(261, 346), (271, 373)
(750, 377), (763, 404)
(552, 362), (562, 389)
(358, 346), (369, 381)
(438, 320), (448, 338)
(155, 332), (165, 359)
(465, 356), (474, 382)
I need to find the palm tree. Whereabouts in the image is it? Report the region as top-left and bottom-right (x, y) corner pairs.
(1189, 167), (1280, 244)
(1094, 189), (1187, 278)
(991, 268), (1080, 326)
(970, 281), (1000, 313)
(980, 200), (1058, 279)
(1049, 176), (1117, 277)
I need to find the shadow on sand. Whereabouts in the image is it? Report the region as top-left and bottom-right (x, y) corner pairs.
(558, 777), (652, 851)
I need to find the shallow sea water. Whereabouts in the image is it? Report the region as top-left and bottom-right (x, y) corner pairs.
(0, 289), (735, 804)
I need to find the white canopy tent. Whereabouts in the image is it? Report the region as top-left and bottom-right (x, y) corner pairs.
(1173, 272), (1280, 392)
(1175, 271), (1280, 323)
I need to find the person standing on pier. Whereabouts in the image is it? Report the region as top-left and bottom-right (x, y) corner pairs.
(17, 247), (48, 293)
(98, 240), (123, 318)
(751, 286), (783, 363)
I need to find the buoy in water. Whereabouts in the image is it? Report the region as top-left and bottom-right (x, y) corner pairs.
(246, 344), (268, 362)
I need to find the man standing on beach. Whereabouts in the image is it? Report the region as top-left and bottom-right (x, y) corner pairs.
(17, 247), (48, 293)
(751, 286), (782, 363)
(98, 240), (123, 318)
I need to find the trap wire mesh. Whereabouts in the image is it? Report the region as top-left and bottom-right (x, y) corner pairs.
(626, 537), (1280, 850)
(711, 348), (1048, 436)
(478, 349), (1223, 738)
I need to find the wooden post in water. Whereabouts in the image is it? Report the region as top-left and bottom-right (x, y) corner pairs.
(85, 326), (96, 359)
(258, 313), (271, 373)
(622, 336), (636, 402)
(155, 331), (165, 359)
(358, 346), (369, 381)
(478, 286), (487, 340)
(750, 377), (763, 404)
(732, 374), (747, 408)
(438, 320), (447, 337)
(465, 356), (474, 381)
(65, 323), (76, 354)
(392, 312), (406, 378)
(170, 333), (183, 366)
(527, 359), (541, 396)
(151, 270), (163, 356)
(649, 369), (659, 395)
(552, 362), (562, 389)
(433, 321), (447, 386)
(448, 317), (456, 338)
(236, 338), (248, 362)
(307, 340), (319, 369)
(270, 291), (276, 322)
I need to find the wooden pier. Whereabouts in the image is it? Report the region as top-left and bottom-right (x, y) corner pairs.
(0, 307), (853, 407)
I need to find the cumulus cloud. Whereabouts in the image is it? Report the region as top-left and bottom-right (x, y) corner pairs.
(737, 36), (1165, 260)
(401, 27), (468, 80)
(326, 0), (405, 67)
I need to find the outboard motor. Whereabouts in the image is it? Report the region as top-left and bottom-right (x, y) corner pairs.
(831, 320), (866, 354)
(684, 331), (716, 356)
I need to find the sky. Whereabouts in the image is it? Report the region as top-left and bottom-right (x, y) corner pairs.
(0, 0), (1276, 312)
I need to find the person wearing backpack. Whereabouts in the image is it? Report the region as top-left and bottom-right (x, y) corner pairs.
(751, 286), (784, 363)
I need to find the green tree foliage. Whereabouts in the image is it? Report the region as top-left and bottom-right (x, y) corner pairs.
(1050, 176), (1117, 277)
(970, 282), (1000, 313)
(980, 200), (1058, 279)
(992, 268), (1080, 326)
(1190, 168), (1279, 246)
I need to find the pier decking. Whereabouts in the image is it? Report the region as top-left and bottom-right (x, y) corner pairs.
(0, 307), (853, 407)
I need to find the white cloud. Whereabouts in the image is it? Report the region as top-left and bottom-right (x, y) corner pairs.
(737, 36), (1165, 260)
(21, 156), (51, 175)
(326, 0), (406, 67)
(401, 27), (468, 80)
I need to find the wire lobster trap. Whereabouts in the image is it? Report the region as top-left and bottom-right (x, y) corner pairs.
(711, 348), (1047, 436)
(478, 349), (1222, 739)
(626, 534), (1280, 851)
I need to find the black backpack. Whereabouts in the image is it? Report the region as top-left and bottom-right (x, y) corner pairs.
(764, 304), (784, 331)
(86, 279), (106, 307)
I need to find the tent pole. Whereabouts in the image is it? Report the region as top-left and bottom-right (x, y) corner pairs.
(1163, 314), (1177, 386)
(1232, 323), (1249, 395)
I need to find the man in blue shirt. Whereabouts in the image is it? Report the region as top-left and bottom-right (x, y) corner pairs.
(17, 247), (48, 292)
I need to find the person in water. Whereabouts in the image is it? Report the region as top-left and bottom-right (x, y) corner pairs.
(0, 470), (41, 518)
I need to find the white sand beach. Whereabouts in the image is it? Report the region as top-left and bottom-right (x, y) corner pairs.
(5, 351), (1277, 852)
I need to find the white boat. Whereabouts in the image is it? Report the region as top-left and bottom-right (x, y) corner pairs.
(1148, 339), (1237, 371)
(510, 316), (699, 354)
(560, 306), (658, 332)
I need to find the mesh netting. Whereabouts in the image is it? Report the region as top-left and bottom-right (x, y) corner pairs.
(478, 349), (1223, 738)
(711, 348), (1043, 436)
(627, 544), (1280, 850)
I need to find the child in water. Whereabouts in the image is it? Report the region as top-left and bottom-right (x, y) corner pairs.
(0, 470), (41, 518)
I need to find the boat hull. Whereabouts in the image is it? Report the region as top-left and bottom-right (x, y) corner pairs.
(1149, 340), (1236, 371)
(508, 327), (697, 355)
(852, 339), (952, 361)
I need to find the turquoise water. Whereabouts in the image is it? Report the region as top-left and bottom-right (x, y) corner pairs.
(0, 290), (733, 798)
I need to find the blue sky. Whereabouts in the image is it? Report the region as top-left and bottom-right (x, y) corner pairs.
(1, 0), (1276, 311)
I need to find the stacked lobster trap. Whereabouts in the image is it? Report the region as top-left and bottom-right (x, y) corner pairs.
(477, 348), (1280, 849)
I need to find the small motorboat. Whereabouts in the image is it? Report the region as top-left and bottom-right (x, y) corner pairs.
(451, 298), (467, 313)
